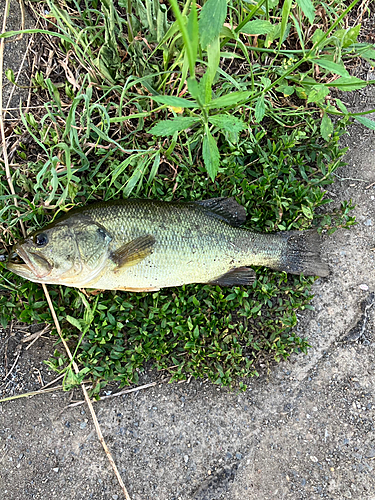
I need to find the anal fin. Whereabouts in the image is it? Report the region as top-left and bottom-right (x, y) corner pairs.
(209, 267), (256, 286)
(111, 234), (155, 271)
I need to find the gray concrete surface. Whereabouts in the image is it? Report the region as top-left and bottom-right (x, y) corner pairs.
(1, 2), (375, 500)
(1, 0), (32, 116)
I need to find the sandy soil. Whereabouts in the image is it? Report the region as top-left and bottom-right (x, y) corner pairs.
(1, 3), (375, 500)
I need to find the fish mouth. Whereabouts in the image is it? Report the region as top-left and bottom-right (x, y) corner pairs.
(8, 246), (52, 279)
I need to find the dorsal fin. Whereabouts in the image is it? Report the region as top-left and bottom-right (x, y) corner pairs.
(194, 197), (247, 227)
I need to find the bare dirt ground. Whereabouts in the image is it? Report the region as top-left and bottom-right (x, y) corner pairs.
(1, 3), (375, 500)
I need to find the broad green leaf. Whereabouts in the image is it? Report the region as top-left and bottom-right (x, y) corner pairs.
(320, 113), (333, 141)
(327, 76), (367, 91)
(296, 0), (315, 23)
(208, 114), (246, 134)
(361, 48), (375, 59)
(207, 91), (252, 109)
(188, 74), (211, 105)
(335, 98), (348, 114)
(260, 77), (271, 90)
(276, 85), (295, 96)
(187, 1), (198, 69)
(355, 116), (375, 131)
(207, 35), (220, 86)
(278, 0), (292, 49)
(254, 95), (265, 123)
(312, 28), (324, 45)
(64, 367), (81, 390)
(202, 127), (220, 181)
(301, 205), (313, 219)
(63, 367), (90, 390)
(199, 0), (227, 49)
(333, 25), (361, 47)
(151, 95), (198, 108)
(5, 68), (15, 84)
(156, 3), (168, 42)
(149, 117), (200, 136)
(66, 315), (84, 331)
(199, 72), (212, 105)
(264, 21), (290, 47)
(306, 84), (329, 104)
(187, 76), (200, 100)
(295, 74), (317, 85)
(311, 58), (349, 77)
(265, 23), (278, 47)
(240, 20), (273, 35)
(220, 26), (233, 38)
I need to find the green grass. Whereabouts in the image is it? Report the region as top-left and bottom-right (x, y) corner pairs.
(1, 0), (373, 391)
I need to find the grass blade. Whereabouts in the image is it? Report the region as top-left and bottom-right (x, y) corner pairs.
(278, 0), (292, 49)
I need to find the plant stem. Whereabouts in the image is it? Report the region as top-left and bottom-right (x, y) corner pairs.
(168, 0), (195, 77)
(127, 0), (134, 43)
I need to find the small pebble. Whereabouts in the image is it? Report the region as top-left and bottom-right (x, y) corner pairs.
(359, 284), (369, 291)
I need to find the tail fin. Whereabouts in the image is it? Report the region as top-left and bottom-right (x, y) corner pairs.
(277, 230), (329, 277)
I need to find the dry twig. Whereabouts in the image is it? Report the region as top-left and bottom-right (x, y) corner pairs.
(5, 35), (33, 111)
(67, 381), (158, 408)
(3, 344), (22, 382)
(0, 384), (63, 403)
(22, 324), (51, 350)
(42, 283), (132, 500)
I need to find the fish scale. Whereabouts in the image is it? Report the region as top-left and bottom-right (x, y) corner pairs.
(7, 198), (329, 290)
(82, 200), (276, 290)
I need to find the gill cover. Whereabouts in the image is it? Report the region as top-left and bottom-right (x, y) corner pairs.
(8, 217), (113, 286)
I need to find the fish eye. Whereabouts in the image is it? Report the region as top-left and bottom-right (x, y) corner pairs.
(34, 233), (49, 247)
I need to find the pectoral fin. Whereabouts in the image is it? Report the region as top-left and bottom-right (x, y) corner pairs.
(111, 234), (155, 271)
(209, 266), (256, 286)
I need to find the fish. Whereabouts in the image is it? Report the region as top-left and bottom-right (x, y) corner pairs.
(6, 197), (329, 291)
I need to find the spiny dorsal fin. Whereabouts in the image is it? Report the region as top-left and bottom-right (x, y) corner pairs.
(209, 266), (256, 286)
(194, 197), (247, 227)
(111, 234), (155, 271)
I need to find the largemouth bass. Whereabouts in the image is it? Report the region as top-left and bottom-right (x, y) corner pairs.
(7, 198), (329, 291)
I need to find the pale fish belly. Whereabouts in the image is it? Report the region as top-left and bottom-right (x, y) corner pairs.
(89, 229), (257, 291)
